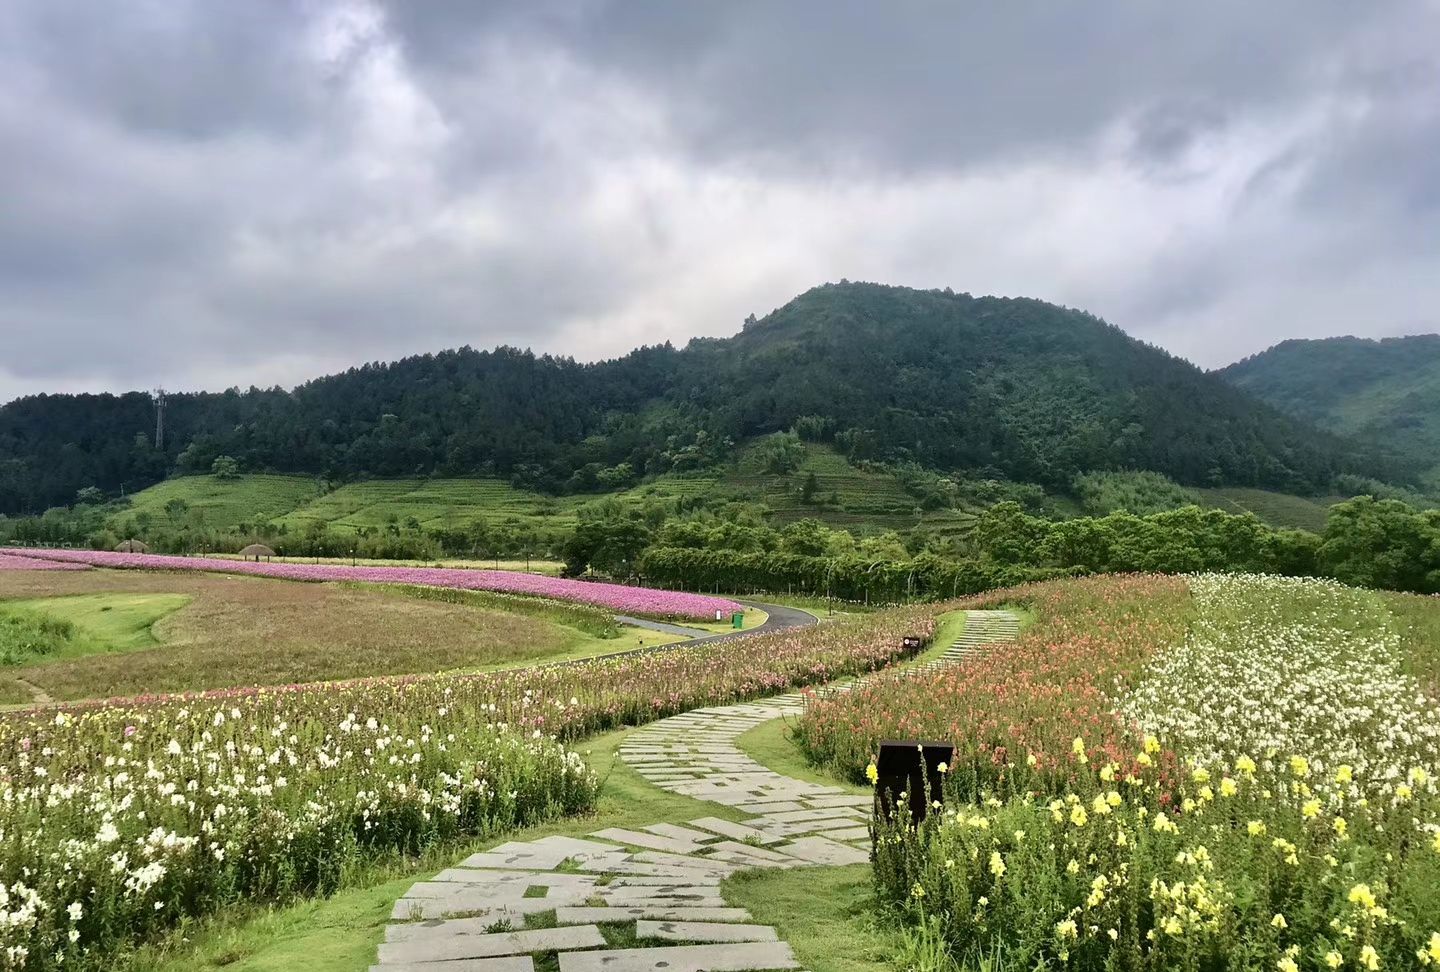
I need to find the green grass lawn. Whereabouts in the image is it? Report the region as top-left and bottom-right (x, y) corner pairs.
(0, 592), (190, 665)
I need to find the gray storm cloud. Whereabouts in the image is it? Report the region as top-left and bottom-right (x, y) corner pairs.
(1, 0), (1436, 404)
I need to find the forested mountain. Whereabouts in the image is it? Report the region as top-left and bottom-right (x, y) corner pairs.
(0, 282), (1411, 515)
(1219, 335), (1440, 473)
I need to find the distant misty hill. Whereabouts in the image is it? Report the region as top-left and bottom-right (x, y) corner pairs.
(0, 282), (1412, 515)
(1219, 334), (1440, 476)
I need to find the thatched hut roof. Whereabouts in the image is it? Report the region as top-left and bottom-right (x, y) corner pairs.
(115, 539), (149, 553)
(238, 543), (276, 560)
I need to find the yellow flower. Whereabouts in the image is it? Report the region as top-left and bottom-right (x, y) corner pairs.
(1220, 777), (1238, 798)
(1411, 767), (1431, 787)
(1236, 754), (1257, 775)
(1421, 931), (1440, 965)
(1278, 959), (1298, 972)
(1072, 737), (1087, 763)
(1335, 764), (1353, 784)
(910, 883), (926, 899)
(1192, 767), (1211, 784)
(1325, 951), (1343, 969)
(1026, 753), (1037, 767)
(1396, 783), (1413, 802)
(1137, 752), (1153, 767)
(1144, 735), (1161, 754)
(1348, 884), (1377, 910)
(1066, 858), (1080, 875)
(937, 761), (948, 774)
(989, 851), (1005, 878)
(1359, 944), (1380, 970)
(1055, 918), (1078, 940)
(1290, 755), (1310, 778)
(1152, 812), (1177, 834)
(1100, 763), (1116, 782)
(1302, 799), (1321, 819)
(1271, 913), (1288, 929)
(1334, 817), (1348, 837)
(1070, 805), (1089, 828)
(1432, 832), (1440, 854)
(1248, 820), (1267, 836)
(1106, 790), (1122, 807)
(865, 763), (878, 786)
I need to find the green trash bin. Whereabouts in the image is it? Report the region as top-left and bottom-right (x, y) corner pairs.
(731, 611), (744, 629)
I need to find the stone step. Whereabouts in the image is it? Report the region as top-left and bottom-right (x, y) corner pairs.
(635, 920), (779, 943)
(557, 942), (799, 972)
(376, 924), (605, 965)
(554, 905), (752, 924)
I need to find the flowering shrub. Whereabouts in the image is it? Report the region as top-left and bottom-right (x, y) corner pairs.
(0, 554), (88, 572)
(803, 574), (1440, 969)
(0, 604), (931, 969)
(18, 548), (740, 620)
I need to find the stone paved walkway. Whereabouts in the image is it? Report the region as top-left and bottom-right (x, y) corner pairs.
(373, 610), (1019, 972)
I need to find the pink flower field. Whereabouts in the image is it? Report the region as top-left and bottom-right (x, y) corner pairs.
(0, 551), (91, 571)
(18, 548), (741, 619)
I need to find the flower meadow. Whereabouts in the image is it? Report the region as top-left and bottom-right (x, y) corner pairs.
(0, 605), (931, 969)
(16, 549), (741, 620)
(0, 554), (88, 572)
(798, 574), (1440, 970)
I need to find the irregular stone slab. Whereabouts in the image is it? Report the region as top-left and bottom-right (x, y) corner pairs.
(605, 875), (723, 888)
(377, 924), (605, 964)
(750, 808), (866, 824)
(631, 851), (739, 875)
(775, 836), (868, 866)
(810, 826), (870, 842)
(687, 818), (784, 846)
(554, 906), (752, 924)
(557, 941), (799, 972)
(426, 871), (600, 891)
(636, 921), (779, 943)
(703, 841), (804, 865)
(801, 795), (873, 809)
(732, 801), (806, 814)
(644, 823), (721, 845)
(590, 828), (706, 854)
(589, 895), (728, 908)
(371, 956), (534, 972)
(391, 893), (569, 922)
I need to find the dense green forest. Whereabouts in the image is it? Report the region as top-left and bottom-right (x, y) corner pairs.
(1, 283), (1411, 516)
(1219, 334), (1440, 476)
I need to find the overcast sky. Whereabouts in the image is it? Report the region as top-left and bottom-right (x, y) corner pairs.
(2, 1), (1437, 405)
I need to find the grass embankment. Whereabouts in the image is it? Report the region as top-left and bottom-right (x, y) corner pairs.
(0, 572), (679, 703)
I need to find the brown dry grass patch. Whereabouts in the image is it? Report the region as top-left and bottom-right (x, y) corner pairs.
(0, 569), (575, 702)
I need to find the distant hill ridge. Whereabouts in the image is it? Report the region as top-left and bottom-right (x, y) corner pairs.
(0, 282), (1413, 515)
(1218, 333), (1440, 474)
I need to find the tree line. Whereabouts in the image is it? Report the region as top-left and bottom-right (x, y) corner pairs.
(2, 282), (1412, 516)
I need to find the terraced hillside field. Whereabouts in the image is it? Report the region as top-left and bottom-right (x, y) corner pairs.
(117, 473), (322, 531)
(725, 442), (975, 536)
(1194, 487), (1345, 533)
